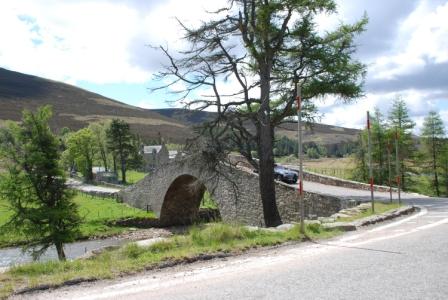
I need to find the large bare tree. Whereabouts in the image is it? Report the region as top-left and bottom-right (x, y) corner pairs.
(154, 0), (367, 226)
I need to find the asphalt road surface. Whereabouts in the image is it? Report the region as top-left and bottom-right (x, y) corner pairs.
(296, 179), (424, 201)
(16, 197), (448, 300)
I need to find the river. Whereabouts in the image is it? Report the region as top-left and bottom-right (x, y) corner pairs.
(0, 238), (126, 269)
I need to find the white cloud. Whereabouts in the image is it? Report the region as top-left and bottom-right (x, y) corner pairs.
(1, 0), (447, 134)
(141, 0), (227, 48)
(320, 89), (444, 133)
(370, 0), (448, 80)
(0, 1), (151, 84)
(0, 0), (231, 85)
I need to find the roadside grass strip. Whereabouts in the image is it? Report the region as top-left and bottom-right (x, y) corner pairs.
(336, 202), (402, 223)
(0, 193), (155, 248)
(0, 223), (341, 299)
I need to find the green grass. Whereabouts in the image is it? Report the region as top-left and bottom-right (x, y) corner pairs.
(117, 170), (147, 185)
(404, 174), (448, 197)
(337, 202), (402, 223)
(75, 193), (155, 238)
(0, 193), (155, 248)
(0, 223), (340, 299)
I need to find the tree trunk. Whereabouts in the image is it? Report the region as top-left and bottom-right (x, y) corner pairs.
(87, 159), (94, 182)
(257, 68), (282, 227)
(257, 125), (282, 227)
(113, 154), (117, 174)
(55, 242), (66, 261)
(100, 148), (108, 172)
(432, 137), (440, 196)
(121, 155), (127, 184)
(401, 161), (406, 190)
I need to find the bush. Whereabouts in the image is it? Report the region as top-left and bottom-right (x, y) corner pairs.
(122, 243), (146, 259)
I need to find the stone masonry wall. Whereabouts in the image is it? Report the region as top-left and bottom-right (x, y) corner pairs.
(298, 169), (395, 193)
(121, 158), (346, 226)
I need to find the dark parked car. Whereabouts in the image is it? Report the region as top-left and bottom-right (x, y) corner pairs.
(253, 164), (298, 184)
(274, 164), (298, 184)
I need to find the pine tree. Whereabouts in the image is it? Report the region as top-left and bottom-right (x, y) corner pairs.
(421, 111), (445, 196)
(154, 0), (367, 226)
(0, 106), (80, 260)
(353, 109), (389, 185)
(353, 132), (369, 182)
(387, 96), (416, 190)
(372, 108), (388, 184)
(440, 142), (448, 196)
(106, 119), (134, 184)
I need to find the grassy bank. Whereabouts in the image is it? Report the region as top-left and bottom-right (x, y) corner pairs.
(337, 202), (402, 223)
(0, 193), (155, 248)
(0, 223), (340, 298)
(117, 170), (147, 185)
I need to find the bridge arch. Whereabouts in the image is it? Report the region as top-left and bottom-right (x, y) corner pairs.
(160, 174), (210, 225)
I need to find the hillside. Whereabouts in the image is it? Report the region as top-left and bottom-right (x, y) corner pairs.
(276, 122), (360, 145)
(0, 67), (360, 146)
(0, 68), (192, 142)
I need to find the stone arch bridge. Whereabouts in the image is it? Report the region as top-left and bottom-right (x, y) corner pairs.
(120, 157), (343, 226)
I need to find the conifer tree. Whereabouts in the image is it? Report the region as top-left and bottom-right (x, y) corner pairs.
(421, 111), (445, 196)
(154, 0), (367, 226)
(387, 96), (416, 190)
(106, 119), (134, 184)
(0, 106), (80, 260)
(440, 142), (448, 196)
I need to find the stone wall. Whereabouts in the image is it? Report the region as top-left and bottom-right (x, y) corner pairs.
(294, 168), (396, 193)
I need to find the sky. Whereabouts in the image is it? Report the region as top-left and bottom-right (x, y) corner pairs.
(0, 0), (447, 133)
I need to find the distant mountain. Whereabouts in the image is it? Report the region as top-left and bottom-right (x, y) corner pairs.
(0, 68), (192, 142)
(0, 67), (360, 146)
(152, 109), (360, 146)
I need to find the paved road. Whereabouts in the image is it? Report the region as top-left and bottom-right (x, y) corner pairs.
(298, 180), (424, 201)
(281, 164), (424, 201)
(18, 197), (448, 300)
(66, 178), (121, 194)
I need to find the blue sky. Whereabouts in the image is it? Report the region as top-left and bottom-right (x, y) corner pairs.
(1, 0), (447, 132)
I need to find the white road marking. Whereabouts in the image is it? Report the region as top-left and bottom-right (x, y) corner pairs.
(344, 216), (448, 247)
(338, 207), (427, 243)
(415, 217), (448, 230)
(367, 206), (427, 233)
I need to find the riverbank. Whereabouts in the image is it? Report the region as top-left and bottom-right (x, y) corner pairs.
(0, 223), (340, 299)
(0, 193), (155, 249)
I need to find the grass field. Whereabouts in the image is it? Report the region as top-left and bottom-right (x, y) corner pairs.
(117, 170), (147, 185)
(276, 156), (355, 180)
(0, 193), (155, 248)
(0, 223), (341, 298)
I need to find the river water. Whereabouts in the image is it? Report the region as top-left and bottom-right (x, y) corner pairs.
(0, 238), (126, 269)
